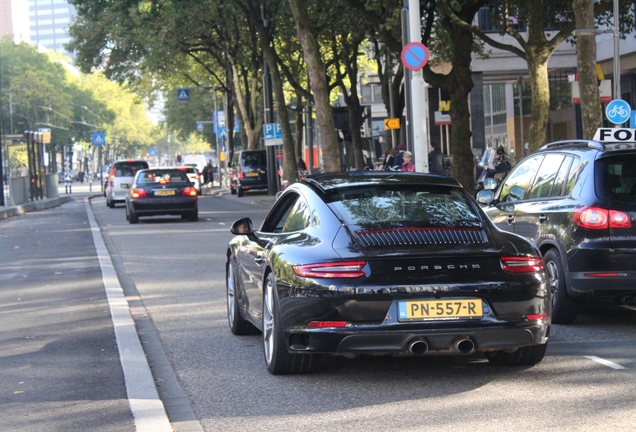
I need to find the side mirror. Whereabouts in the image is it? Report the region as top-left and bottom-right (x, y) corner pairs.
(483, 177), (498, 190)
(231, 217), (254, 235)
(476, 190), (493, 205)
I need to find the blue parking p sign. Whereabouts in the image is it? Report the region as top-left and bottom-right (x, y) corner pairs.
(263, 123), (282, 146)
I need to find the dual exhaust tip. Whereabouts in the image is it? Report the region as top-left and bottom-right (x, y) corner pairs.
(407, 337), (475, 356)
(620, 295), (636, 306)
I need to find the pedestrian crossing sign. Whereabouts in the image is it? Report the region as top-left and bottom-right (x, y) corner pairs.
(92, 132), (105, 146)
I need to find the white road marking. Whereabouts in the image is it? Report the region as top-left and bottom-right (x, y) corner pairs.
(85, 199), (172, 432)
(584, 356), (628, 370)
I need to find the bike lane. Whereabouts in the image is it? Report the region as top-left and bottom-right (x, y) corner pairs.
(0, 195), (169, 431)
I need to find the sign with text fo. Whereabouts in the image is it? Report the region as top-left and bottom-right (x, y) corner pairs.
(264, 123), (283, 146)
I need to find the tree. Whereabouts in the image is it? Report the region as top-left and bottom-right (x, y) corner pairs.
(573, 0), (602, 139)
(445, 0), (634, 152)
(288, 0), (341, 172)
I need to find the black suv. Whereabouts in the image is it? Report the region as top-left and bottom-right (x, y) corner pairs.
(477, 130), (636, 324)
(229, 150), (268, 197)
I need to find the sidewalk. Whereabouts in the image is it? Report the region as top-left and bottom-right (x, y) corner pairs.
(0, 181), (103, 220)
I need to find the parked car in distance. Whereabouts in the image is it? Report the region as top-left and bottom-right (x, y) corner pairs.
(106, 160), (149, 208)
(170, 166), (202, 195)
(477, 128), (636, 324)
(125, 168), (198, 224)
(226, 172), (549, 374)
(229, 149), (268, 197)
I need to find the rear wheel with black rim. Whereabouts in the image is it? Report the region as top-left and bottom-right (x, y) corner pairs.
(128, 207), (139, 224)
(486, 343), (548, 366)
(237, 187), (244, 197)
(262, 272), (321, 374)
(226, 257), (258, 335)
(544, 248), (579, 324)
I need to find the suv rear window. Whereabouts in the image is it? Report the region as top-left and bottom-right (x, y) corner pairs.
(115, 161), (148, 177)
(597, 154), (636, 202)
(242, 152), (266, 168)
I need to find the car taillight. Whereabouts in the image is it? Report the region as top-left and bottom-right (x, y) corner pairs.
(238, 172), (244, 179)
(573, 206), (631, 229)
(110, 166), (116, 187)
(131, 188), (146, 198)
(307, 321), (348, 328)
(526, 313), (548, 321)
(193, 174), (200, 179)
(609, 210), (632, 228)
(183, 187), (197, 196)
(500, 256), (544, 273)
(293, 261), (366, 278)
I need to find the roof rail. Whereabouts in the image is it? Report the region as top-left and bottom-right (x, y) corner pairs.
(539, 140), (605, 151)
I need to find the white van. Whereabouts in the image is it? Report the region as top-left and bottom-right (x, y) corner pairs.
(183, 154), (207, 172)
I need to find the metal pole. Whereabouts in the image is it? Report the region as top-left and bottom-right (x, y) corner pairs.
(401, 4), (413, 150)
(518, 77), (525, 158)
(386, 47), (398, 149)
(407, 0), (429, 173)
(613, 0), (621, 101)
(262, 4), (278, 195)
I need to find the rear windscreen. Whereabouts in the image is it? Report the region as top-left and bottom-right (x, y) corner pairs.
(597, 154), (636, 202)
(115, 162), (148, 177)
(242, 152), (266, 168)
(324, 186), (482, 228)
(137, 170), (188, 184)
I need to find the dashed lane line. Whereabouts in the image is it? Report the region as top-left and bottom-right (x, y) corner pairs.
(584, 356), (628, 370)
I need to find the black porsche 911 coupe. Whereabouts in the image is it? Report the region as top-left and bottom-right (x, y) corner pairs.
(226, 172), (550, 374)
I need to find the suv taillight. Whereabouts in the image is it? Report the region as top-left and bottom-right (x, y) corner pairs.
(573, 206), (632, 229)
(110, 166), (116, 187)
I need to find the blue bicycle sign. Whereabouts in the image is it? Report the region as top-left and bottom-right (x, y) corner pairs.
(606, 99), (631, 125)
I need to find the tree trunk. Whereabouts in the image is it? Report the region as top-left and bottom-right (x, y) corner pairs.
(574, 0), (602, 139)
(526, 54), (550, 153)
(261, 37), (297, 184)
(230, 61), (262, 150)
(295, 92), (305, 160)
(288, 0), (340, 172)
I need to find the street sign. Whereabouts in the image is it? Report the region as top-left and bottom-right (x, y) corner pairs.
(148, 147), (157, 157)
(384, 118), (400, 130)
(92, 132), (105, 146)
(263, 123), (283, 146)
(606, 99), (631, 125)
(401, 42), (429, 71)
(177, 88), (190, 102)
(196, 122), (204, 132)
(38, 128), (51, 144)
(218, 126), (227, 139)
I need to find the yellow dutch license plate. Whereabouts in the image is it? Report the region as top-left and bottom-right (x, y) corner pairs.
(398, 299), (483, 321)
(155, 190), (175, 196)
(246, 172), (259, 177)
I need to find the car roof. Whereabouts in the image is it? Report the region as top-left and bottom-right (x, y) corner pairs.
(302, 171), (463, 193)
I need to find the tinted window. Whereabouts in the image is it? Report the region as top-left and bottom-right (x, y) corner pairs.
(528, 154), (565, 199)
(261, 194), (300, 233)
(550, 156), (573, 197)
(597, 154), (636, 202)
(115, 162), (148, 177)
(565, 157), (582, 195)
(242, 152), (266, 168)
(499, 155), (543, 202)
(325, 186), (481, 228)
(137, 170), (188, 184)
(282, 197), (311, 233)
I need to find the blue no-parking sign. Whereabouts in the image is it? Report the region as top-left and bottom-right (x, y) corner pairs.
(606, 99), (631, 125)
(401, 42), (429, 71)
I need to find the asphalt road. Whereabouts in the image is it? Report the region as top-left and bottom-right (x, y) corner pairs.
(90, 188), (636, 432)
(3, 185), (636, 431)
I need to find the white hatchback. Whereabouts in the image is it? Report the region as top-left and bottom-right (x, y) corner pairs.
(106, 160), (149, 208)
